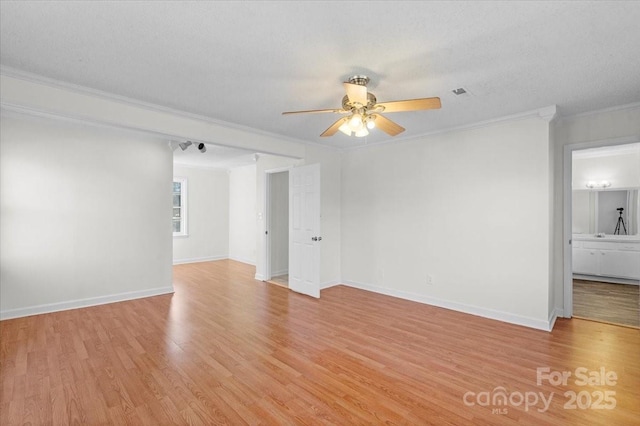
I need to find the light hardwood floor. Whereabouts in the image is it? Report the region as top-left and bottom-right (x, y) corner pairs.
(573, 279), (639, 328)
(1, 260), (639, 425)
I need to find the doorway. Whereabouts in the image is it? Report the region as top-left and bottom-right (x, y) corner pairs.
(266, 170), (289, 287)
(568, 142), (640, 328)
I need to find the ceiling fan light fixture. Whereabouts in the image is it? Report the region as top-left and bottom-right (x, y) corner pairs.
(348, 113), (363, 131)
(338, 121), (352, 136)
(365, 115), (376, 129)
(282, 74), (440, 138)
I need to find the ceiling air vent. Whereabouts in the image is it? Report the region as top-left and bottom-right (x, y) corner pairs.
(452, 88), (467, 95)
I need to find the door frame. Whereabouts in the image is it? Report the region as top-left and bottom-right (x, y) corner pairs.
(562, 135), (640, 317)
(263, 166), (292, 282)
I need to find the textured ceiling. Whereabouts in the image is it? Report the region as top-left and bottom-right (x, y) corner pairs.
(1, 1), (640, 150)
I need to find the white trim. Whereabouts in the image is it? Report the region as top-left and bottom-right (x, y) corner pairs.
(172, 255), (227, 265)
(342, 280), (554, 331)
(262, 167), (293, 282)
(255, 273), (265, 281)
(228, 256), (256, 266)
(548, 308), (563, 330)
(563, 135), (640, 318)
(342, 105), (558, 152)
(0, 66), (319, 148)
(1, 101), (304, 161)
(0, 66), (336, 152)
(561, 101), (640, 120)
(0, 78), (305, 159)
(265, 165), (294, 174)
(0, 286), (175, 321)
(271, 269), (289, 277)
(320, 280), (341, 290)
(1, 101), (181, 140)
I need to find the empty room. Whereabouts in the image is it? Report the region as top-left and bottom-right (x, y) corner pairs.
(1, 2), (639, 425)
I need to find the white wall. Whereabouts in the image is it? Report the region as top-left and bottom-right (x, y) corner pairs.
(341, 116), (553, 329)
(269, 171), (289, 275)
(0, 111), (174, 319)
(172, 165), (229, 264)
(229, 164), (257, 265)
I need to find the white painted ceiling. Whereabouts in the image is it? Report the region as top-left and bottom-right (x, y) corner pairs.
(1, 1), (640, 151)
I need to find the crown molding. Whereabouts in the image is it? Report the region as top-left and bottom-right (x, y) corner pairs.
(1, 101), (178, 140)
(537, 105), (558, 122)
(0, 66), (338, 152)
(342, 105), (559, 152)
(560, 101), (640, 120)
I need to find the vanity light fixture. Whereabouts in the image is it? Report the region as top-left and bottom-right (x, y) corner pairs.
(586, 180), (611, 189)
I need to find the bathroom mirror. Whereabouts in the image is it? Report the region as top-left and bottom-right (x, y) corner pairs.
(573, 189), (639, 235)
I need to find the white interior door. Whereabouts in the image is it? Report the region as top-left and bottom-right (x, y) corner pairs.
(289, 163), (321, 298)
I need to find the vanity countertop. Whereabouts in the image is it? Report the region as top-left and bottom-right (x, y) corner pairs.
(573, 234), (640, 242)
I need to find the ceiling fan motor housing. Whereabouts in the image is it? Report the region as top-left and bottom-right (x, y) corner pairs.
(342, 93), (377, 111)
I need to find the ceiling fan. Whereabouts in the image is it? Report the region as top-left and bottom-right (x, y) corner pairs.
(282, 75), (441, 138)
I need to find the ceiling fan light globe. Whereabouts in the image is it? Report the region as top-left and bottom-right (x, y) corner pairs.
(348, 114), (363, 130)
(355, 127), (369, 137)
(366, 117), (376, 129)
(338, 122), (352, 136)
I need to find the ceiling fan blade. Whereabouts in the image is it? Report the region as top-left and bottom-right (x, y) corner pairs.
(375, 97), (441, 113)
(343, 82), (368, 106)
(282, 108), (345, 115)
(320, 117), (348, 137)
(372, 114), (405, 136)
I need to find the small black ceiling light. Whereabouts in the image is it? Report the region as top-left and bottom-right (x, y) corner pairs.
(197, 143), (206, 153)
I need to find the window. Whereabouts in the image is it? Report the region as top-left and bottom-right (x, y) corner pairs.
(173, 177), (188, 236)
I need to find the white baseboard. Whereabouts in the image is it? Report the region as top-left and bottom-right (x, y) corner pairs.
(173, 255), (227, 265)
(271, 269), (288, 277)
(228, 256), (256, 266)
(320, 280), (341, 290)
(342, 280), (553, 331)
(255, 273), (265, 281)
(0, 286), (175, 321)
(548, 308), (564, 330)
